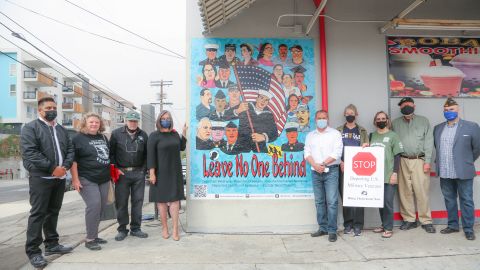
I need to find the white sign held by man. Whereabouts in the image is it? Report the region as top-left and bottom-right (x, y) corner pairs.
(343, 146), (384, 208)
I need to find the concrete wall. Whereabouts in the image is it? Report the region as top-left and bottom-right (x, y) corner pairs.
(186, 0), (480, 232)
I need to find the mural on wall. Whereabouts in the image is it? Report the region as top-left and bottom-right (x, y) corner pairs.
(387, 36), (480, 98)
(190, 38), (316, 199)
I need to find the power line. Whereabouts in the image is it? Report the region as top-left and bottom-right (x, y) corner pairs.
(2, 1), (184, 59)
(0, 29), (158, 123)
(64, 0), (185, 59)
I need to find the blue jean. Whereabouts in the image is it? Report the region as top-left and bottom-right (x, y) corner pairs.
(440, 178), (475, 233)
(379, 184), (397, 231)
(312, 167), (339, 234)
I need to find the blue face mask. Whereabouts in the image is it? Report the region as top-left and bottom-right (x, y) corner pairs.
(160, 120), (171, 128)
(444, 111), (458, 121)
(316, 119), (328, 129)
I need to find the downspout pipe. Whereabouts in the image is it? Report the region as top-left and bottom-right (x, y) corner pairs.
(313, 0), (328, 111)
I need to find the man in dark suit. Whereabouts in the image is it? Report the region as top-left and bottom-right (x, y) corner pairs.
(236, 89), (278, 153)
(21, 97), (74, 268)
(209, 90), (229, 121)
(220, 121), (245, 155)
(433, 98), (480, 241)
(215, 61), (235, 89)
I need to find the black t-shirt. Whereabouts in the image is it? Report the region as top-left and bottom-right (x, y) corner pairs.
(72, 133), (110, 184)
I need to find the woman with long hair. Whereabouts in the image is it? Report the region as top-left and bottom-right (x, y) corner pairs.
(147, 111), (187, 241)
(257, 43), (274, 67)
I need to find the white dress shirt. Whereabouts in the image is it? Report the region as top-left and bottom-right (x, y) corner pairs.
(304, 127), (343, 169)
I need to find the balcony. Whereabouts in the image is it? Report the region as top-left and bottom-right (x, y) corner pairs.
(63, 119), (81, 129)
(62, 102), (74, 111)
(23, 90), (50, 103)
(116, 105), (124, 113)
(24, 70), (55, 87)
(93, 96), (102, 106)
(62, 83), (83, 97)
(116, 116), (125, 124)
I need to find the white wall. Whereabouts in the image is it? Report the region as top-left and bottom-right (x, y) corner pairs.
(186, 0), (480, 232)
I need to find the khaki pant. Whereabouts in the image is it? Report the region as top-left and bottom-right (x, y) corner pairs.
(398, 158), (432, 224)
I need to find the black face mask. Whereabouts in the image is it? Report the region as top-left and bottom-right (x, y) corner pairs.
(126, 126), (138, 133)
(345, 115), (355, 123)
(400, 105), (415, 115)
(44, 110), (57, 121)
(376, 121), (387, 129)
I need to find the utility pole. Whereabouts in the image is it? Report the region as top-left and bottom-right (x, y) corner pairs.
(150, 80), (173, 112)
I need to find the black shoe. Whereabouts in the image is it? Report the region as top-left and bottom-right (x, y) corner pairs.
(328, 233), (337, 242)
(353, 227), (362, 236)
(421, 224), (436, 233)
(115, 231), (128, 241)
(130, 230), (149, 238)
(311, 230), (328, 237)
(44, 244), (73, 256)
(465, 232), (476, 240)
(85, 240), (101, 251)
(29, 254), (48, 268)
(440, 227), (460, 234)
(399, 221), (418, 230)
(94, 237), (108, 244)
(343, 225), (352, 234)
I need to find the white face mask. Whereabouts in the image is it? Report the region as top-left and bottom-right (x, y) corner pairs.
(316, 119), (328, 129)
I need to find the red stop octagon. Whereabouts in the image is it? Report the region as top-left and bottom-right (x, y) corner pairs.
(352, 152), (376, 176)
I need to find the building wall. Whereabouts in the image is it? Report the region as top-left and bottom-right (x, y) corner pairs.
(187, 0), (480, 232)
(0, 52), (18, 121)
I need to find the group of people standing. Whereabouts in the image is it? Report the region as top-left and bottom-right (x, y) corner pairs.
(305, 97), (480, 242)
(20, 97), (186, 268)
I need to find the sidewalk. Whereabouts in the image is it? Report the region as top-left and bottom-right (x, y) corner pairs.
(45, 202), (480, 270)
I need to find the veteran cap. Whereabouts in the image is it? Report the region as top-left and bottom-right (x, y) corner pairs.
(444, 97), (458, 107)
(290, 65), (307, 74)
(215, 90), (226, 99)
(205, 44), (219, 51)
(398, 97), (414, 106)
(211, 121), (227, 130)
(125, 110), (140, 121)
(284, 122), (299, 132)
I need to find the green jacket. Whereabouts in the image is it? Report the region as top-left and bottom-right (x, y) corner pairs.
(336, 123), (369, 145)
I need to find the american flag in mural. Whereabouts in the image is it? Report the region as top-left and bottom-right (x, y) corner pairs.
(235, 65), (287, 135)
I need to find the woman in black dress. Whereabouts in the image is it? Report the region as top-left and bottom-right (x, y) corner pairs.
(147, 110), (187, 241)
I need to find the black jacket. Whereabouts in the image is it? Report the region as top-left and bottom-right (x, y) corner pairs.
(21, 119), (75, 177)
(109, 126), (148, 169)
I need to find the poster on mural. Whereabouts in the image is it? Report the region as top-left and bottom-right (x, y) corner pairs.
(387, 36), (480, 98)
(189, 38), (316, 199)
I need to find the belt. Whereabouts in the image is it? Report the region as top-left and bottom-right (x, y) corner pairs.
(327, 164), (340, 168)
(119, 167), (143, 171)
(401, 154), (425, 159)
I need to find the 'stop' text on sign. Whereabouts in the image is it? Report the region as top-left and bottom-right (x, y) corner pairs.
(352, 152), (376, 176)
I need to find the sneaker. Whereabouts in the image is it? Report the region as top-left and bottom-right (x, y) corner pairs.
(44, 244), (73, 256)
(399, 221), (417, 230)
(421, 224), (436, 233)
(440, 227), (459, 234)
(29, 254), (48, 268)
(465, 232), (476, 240)
(94, 238), (108, 244)
(328, 233), (337, 242)
(85, 240), (101, 251)
(310, 230), (328, 237)
(353, 227), (362, 236)
(115, 231), (128, 241)
(343, 225), (353, 234)
(130, 230), (149, 238)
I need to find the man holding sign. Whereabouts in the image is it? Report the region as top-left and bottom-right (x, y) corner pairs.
(304, 110), (343, 242)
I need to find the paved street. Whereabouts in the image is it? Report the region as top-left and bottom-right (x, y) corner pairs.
(0, 180), (29, 204)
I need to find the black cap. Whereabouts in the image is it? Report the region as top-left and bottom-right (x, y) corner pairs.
(398, 97), (414, 106)
(225, 44), (236, 51)
(290, 44), (303, 51)
(226, 121), (237, 128)
(290, 65), (306, 74)
(215, 90), (226, 99)
(444, 97), (458, 107)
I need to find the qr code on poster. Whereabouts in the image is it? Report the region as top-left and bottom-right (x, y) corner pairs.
(193, 184), (208, 198)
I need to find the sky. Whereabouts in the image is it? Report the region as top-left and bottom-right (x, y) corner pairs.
(0, 0), (187, 127)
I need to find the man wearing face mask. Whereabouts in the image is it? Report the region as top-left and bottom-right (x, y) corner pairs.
(20, 97), (75, 268)
(304, 110), (343, 242)
(392, 97), (435, 233)
(433, 98), (480, 241)
(109, 110), (149, 241)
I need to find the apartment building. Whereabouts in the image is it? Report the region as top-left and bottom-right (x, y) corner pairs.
(0, 48), (135, 136)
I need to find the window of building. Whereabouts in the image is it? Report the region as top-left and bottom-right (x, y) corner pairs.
(10, 84), (16, 96)
(9, 64), (16, 76)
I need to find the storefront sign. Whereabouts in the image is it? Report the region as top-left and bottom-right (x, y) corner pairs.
(190, 38), (316, 199)
(343, 147), (384, 207)
(387, 36), (480, 98)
